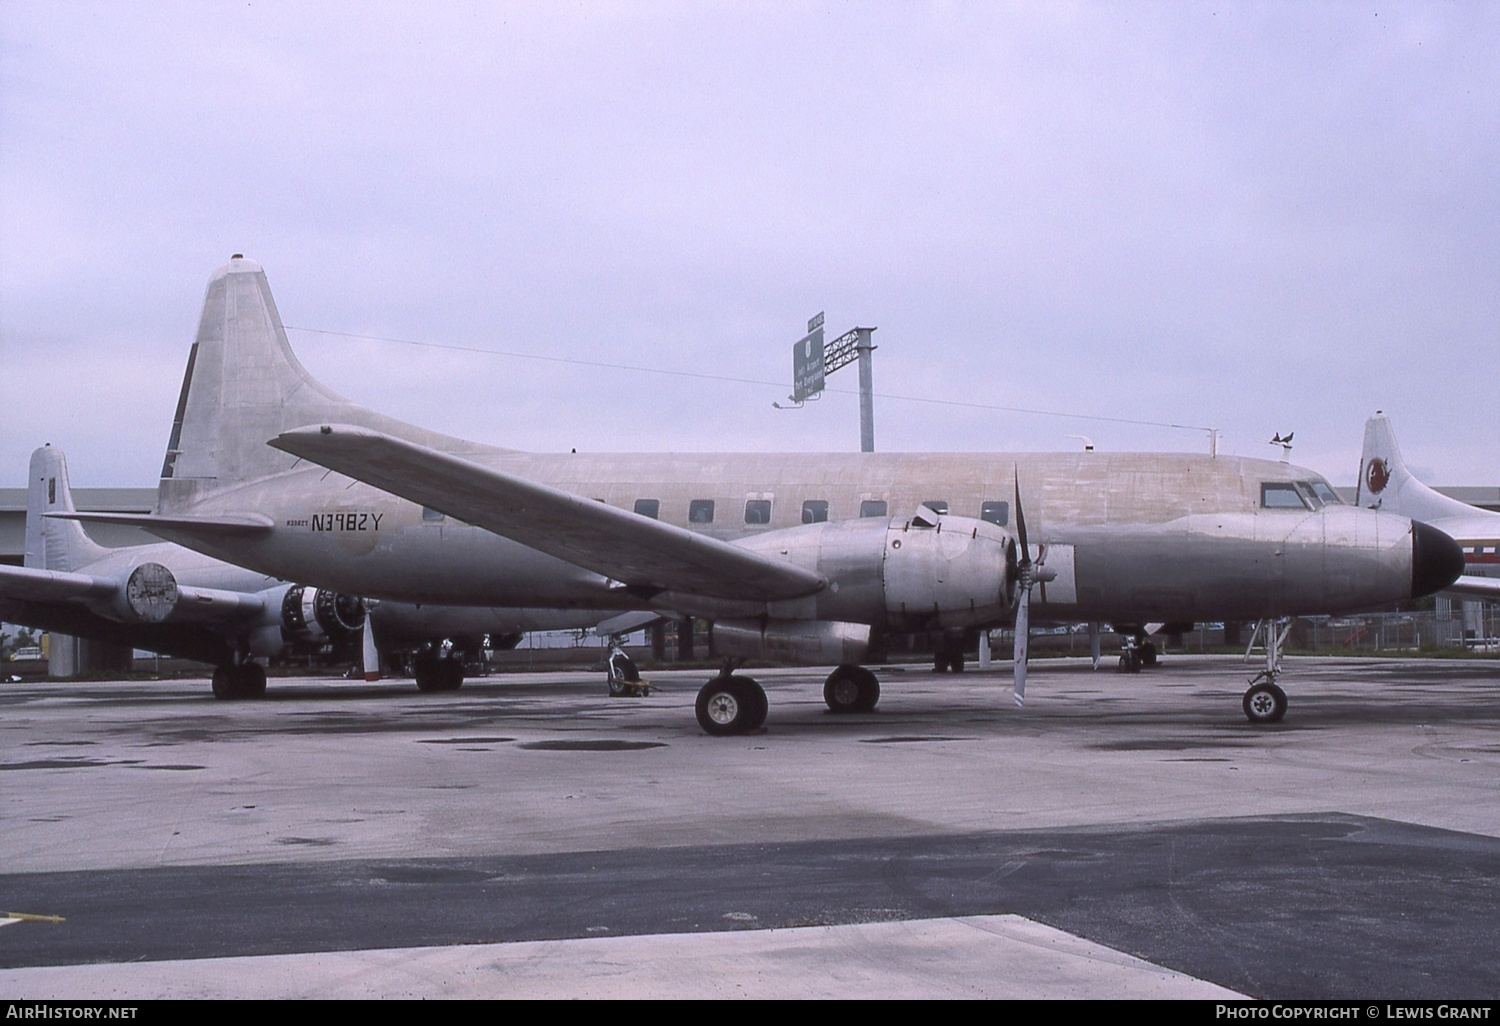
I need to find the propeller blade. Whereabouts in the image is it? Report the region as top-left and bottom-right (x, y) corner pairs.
(1013, 469), (1029, 558)
(1088, 621), (1101, 670)
(1013, 587), (1029, 707)
(1011, 470), (1032, 707)
(361, 612), (380, 682)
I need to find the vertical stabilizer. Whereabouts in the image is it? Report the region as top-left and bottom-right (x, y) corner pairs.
(156, 256), (485, 514)
(1357, 414), (1477, 522)
(26, 446), (108, 572)
(157, 256), (354, 512)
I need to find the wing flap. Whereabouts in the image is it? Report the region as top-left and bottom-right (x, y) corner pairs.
(271, 425), (826, 602)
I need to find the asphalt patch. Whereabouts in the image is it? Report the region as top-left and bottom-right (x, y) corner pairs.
(517, 740), (667, 752)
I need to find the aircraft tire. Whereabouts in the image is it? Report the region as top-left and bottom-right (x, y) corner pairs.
(1118, 650), (1142, 674)
(211, 665), (234, 700)
(439, 657), (464, 691)
(695, 675), (763, 736)
(608, 676), (631, 697)
(1140, 642), (1158, 667)
(744, 678), (768, 730)
(240, 663), (267, 698)
(413, 657), (443, 693)
(1243, 681), (1287, 724)
(824, 665), (879, 713)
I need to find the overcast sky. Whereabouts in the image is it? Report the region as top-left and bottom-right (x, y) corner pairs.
(3, 1), (1496, 491)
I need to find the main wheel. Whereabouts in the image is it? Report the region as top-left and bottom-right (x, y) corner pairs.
(1118, 650), (1142, 673)
(413, 652), (444, 692)
(211, 665), (234, 700)
(695, 676), (764, 736)
(239, 663), (267, 698)
(1243, 681), (1287, 724)
(1140, 641), (1158, 667)
(824, 665), (879, 713)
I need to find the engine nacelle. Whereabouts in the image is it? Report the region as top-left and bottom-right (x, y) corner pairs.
(280, 585), (366, 641)
(713, 619), (872, 665)
(734, 513), (1018, 630)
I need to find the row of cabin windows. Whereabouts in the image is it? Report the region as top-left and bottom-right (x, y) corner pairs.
(631, 497), (1010, 527)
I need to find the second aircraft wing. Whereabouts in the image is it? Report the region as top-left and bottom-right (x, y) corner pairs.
(271, 425), (827, 603)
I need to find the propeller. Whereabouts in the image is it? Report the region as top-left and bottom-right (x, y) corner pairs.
(1088, 622), (1101, 670)
(1011, 472), (1054, 707)
(360, 601), (381, 682)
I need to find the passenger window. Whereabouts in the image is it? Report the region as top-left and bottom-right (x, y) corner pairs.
(802, 500), (829, 524)
(1261, 483), (1308, 510)
(860, 500), (888, 518)
(688, 499), (715, 524)
(744, 499), (772, 525)
(922, 500), (949, 515)
(422, 506), (445, 522)
(980, 501), (1009, 526)
(633, 499), (660, 520)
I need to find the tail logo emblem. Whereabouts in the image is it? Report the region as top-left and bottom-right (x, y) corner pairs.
(1366, 458), (1391, 495)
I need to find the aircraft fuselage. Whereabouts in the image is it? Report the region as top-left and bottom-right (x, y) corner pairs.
(157, 448), (1433, 627)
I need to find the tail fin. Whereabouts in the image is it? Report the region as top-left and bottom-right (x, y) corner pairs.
(1357, 413), (1476, 521)
(26, 445), (109, 571)
(157, 256), (488, 514)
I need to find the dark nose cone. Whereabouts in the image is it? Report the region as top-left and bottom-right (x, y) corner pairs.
(1411, 521), (1465, 598)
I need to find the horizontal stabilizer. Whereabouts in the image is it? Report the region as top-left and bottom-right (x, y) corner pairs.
(47, 510), (276, 536)
(272, 425), (827, 603)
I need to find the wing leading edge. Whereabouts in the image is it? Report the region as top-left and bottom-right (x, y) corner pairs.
(271, 425), (827, 603)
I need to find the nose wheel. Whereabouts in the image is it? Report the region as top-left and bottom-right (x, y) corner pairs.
(1241, 617), (1294, 724)
(1242, 679), (1287, 723)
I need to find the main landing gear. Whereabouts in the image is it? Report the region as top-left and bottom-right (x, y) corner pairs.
(695, 668), (768, 736)
(1116, 634), (1159, 674)
(413, 647), (464, 692)
(1241, 617), (1293, 724)
(933, 631), (967, 673)
(693, 662), (885, 736)
(823, 664), (880, 713)
(211, 660), (267, 700)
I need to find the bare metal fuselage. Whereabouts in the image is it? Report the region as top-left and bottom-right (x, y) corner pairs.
(159, 448), (1421, 628)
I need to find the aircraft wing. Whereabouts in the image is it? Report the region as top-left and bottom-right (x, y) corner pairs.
(0, 563), (273, 624)
(0, 564), (120, 605)
(271, 425), (827, 603)
(1446, 575), (1500, 600)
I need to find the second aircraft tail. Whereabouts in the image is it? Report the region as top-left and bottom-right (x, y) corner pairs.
(26, 445), (109, 572)
(1357, 413), (1476, 522)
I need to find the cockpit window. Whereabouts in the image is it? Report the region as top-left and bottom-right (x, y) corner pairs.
(1261, 482), (1309, 510)
(1308, 480), (1342, 506)
(1294, 482), (1325, 509)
